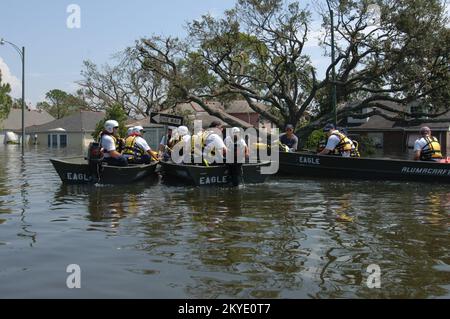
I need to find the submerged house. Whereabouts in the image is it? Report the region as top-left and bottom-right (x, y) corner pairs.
(0, 108), (54, 144)
(25, 110), (105, 151)
(345, 101), (450, 156)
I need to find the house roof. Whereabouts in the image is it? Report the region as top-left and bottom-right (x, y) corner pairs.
(126, 100), (265, 129)
(346, 101), (450, 132)
(0, 108), (54, 131)
(25, 110), (105, 133)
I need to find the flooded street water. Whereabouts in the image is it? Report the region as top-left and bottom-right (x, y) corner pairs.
(0, 144), (449, 298)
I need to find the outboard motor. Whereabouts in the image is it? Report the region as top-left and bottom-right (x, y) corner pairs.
(86, 142), (103, 182)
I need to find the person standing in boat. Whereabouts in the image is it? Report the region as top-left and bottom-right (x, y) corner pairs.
(279, 124), (298, 152)
(318, 123), (360, 158)
(99, 120), (128, 166)
(203, 121), (228, 165)
(224, 127), (249, 163)
(123, 126), (157, 164)
(414, 126), (443, 162)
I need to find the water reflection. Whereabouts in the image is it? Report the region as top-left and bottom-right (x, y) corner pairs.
(0, 145), (449, 298)
(53, 180), (159, 233)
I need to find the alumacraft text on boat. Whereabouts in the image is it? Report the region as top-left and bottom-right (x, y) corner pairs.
(401, 167), (450, 176)
(298, 156), (320, 165)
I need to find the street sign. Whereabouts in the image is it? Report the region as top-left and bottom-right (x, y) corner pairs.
(150, 112), (183, 126)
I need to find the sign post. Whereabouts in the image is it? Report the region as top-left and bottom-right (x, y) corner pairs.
(150, 112), (183, 126)
(150, 113), (183, 156)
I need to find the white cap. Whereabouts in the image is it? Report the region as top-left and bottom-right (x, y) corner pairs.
(133, 125), (144, 135)
(104, 120), (119, 133)
(232, 127), (241, 135)
(177, 125), (189, 136)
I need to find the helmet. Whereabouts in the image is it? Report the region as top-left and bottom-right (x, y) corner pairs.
(104, 120), (119, 133)
(127, 127), (134, 136)
(231, 127), (241, 135)
(177, 126), (189, 136)
(133, 125), (144, 135)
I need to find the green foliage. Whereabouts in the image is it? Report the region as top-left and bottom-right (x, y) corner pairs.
(304, 129), (326, 151)
(0, 71), (12, 121)
(37, 89), (85, 119)
(355, 135), (376, 157)
(92, 103), (128, 139)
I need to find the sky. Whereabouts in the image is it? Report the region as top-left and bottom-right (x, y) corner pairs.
(0, 0), (327, 107)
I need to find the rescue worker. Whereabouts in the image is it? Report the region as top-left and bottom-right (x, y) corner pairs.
(224, 127), (249, 163)
(159, 126), (175, 160)
(168, 125), (191, 163)
(414, 126), (443, 161)
(99, 120), (128, 166)
(224, 127), (249, 186)
(203, 121), (228, 165)
(122, 126), (157, 164)
(279, 124), (298, 152)
(318, 123), (360, 158)
(126, 126), (134, 137)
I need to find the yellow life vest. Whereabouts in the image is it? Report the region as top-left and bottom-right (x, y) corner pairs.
(191, 131), (219, 166)
(99, 131), (121, 153)
(191, 131), (210, 154)
(123, 135), (145, 157)
(330, 131), (360, 157)
(421, 136), (442, 160)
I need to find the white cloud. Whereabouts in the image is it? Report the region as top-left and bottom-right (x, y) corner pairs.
(0, 57), (20, 97)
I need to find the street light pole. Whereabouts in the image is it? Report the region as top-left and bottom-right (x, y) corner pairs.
(0, 38), (25, 154)
(326, 1), (338, 127)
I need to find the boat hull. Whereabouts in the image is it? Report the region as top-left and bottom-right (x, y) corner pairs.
(50, 157), (158, 184)
(160, 161), (270, 186)
(278, 152), (450, 183)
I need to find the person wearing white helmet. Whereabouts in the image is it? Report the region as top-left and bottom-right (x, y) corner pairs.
(168, 125), (192, 163)
(167, 127), (179, 148)
(122, 126), (157, 164)
(224, 127), (249, 162)
(126, 126), (135, 137)
(169, 126), (190, 145)
(203, 121), (228, 164)
(99, 119), (128, 166)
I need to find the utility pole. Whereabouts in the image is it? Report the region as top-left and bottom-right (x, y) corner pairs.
(326, 0), (338, 127)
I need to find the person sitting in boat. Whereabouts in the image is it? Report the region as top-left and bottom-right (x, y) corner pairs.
(168, 125), (191, 163)
(159, 126), (175, 161)
(203, 121), (228, 165)
(279, 124), (298, 152)
(99, 120), (128, 167)
(224, 127), (249, 163)
(414, 126), (443, 162)
(318, 123), (360, 158)
(126, 126), (134, 137)
(123, 126), (157, 164)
